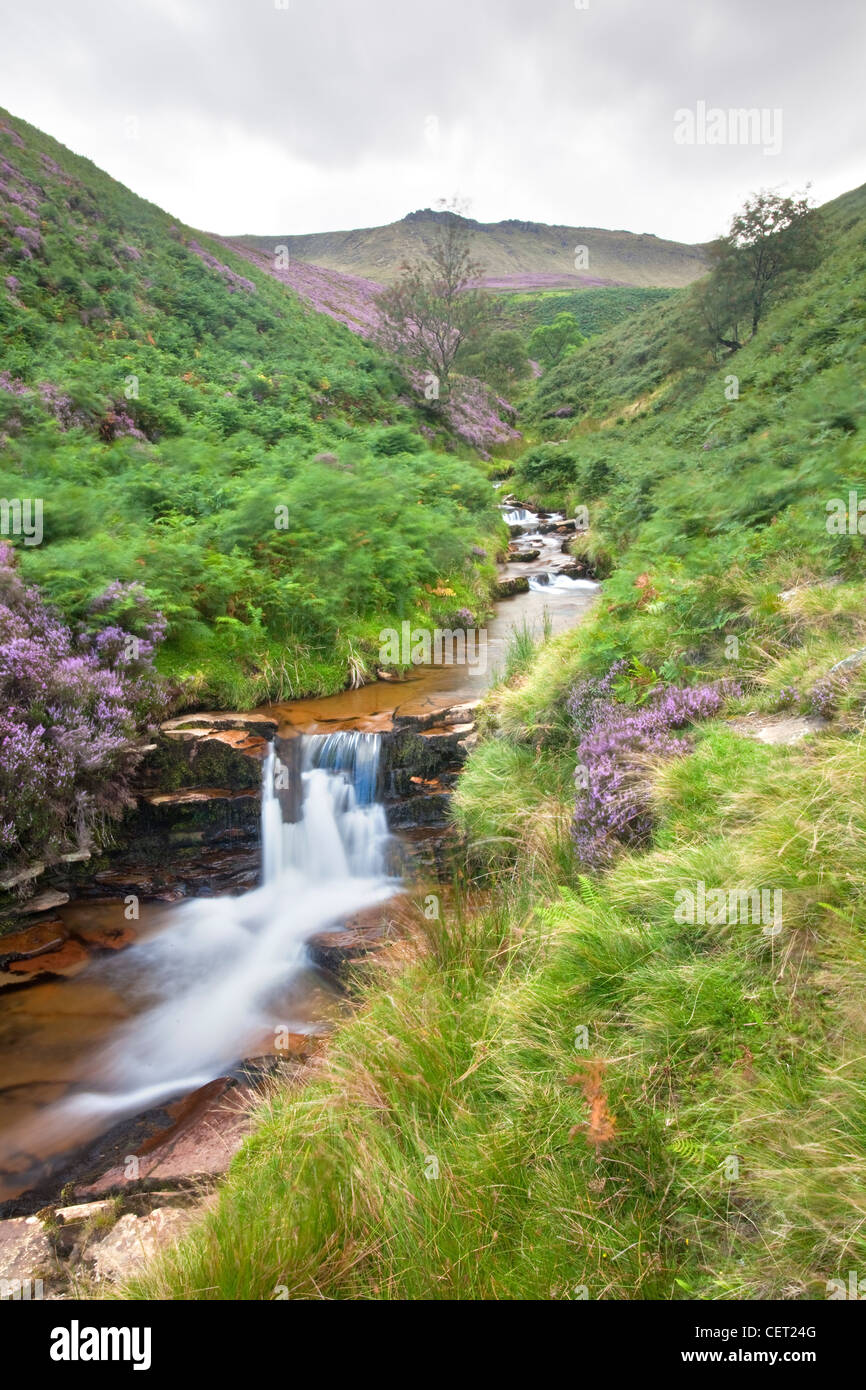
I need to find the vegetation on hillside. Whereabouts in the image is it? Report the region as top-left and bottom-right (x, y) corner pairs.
(0, 109), (503, 721)
(131, 181), (866, 1301)
(237, 207), (708, 289)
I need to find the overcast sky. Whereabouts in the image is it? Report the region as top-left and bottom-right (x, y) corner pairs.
(1, 0), (863, 243)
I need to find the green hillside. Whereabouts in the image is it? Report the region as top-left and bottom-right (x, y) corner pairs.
(494, 283), (681, 341)
(237, 207), (708, 289)
(132, 181), (866, 1302)
(0, 109), (501, 708)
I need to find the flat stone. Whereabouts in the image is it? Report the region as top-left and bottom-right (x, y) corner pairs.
(20, 889), (70, 915)
(161, 712), (278, 738)
(54, 1200), (116, 1227)
(0, 863), (45, 891)
(0, 919), (68, 961)
(1, 938), (89, 985)
(306, 895), (412, 974)
(0, 1215), (55, 1281)
(88, 1207), (193, 1283)
(142, 787), (259, 806)
(441, 701), (482, 725)
(205, 728), (268, 758)
(728, 713), (830, 746)
(245, 1029), (326, 1060)
(75, 1077), (256, 1197)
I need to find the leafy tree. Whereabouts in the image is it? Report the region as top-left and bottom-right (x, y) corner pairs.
(697, 189), (820, 354)
(529, 312), (585, 369)
(374, 202), (492, 396)
(458, 328), (530, 394)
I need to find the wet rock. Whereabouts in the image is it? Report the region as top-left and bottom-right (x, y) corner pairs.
(495, 576), (529, 597)
(1, 936), (88, 988)
(246, 1030), (325, 1062)
(386, 791), (453, 829)
(0, 919), (67, 962)
(70, 920), (137, 951)
(509, 549), (541, 562)
(306, 896), (412, 975)
(440, 700), (482, 725)
(0, 1215), (56, 1281)
(274, 733), (304, 822)
(137, 732), (264, 795)
(87, 1207), (192, 1283)
(557, 562), (597, 580)
(160, 713), (278, 739)
(75, 1077), (256, 1198)
(88, 846), (260, 901)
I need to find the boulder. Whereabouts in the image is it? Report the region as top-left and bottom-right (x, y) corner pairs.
(495, 576), (530, 597)
(0, 1215), (56, 1281)
(87, 1207), (192, 1284)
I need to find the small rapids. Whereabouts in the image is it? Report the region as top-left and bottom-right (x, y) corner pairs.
(502, 506), (538, 526)
(529, 572), (601, 593)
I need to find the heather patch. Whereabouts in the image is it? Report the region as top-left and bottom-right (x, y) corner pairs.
(0, 547), (168, 873)
(570, 667), (740, 867)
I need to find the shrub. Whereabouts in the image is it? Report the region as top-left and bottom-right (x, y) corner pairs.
(0, 546), (168, 871)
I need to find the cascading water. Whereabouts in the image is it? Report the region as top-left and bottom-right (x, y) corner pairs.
(529, 573), (600, 593)
(265, 733), (390, 882)
(502, 506), (538, 526)
(16, 732), (395, 1156)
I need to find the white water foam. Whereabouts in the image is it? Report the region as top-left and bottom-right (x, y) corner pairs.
(528, 573), (601, 593)
(26, 734), (396, 1143)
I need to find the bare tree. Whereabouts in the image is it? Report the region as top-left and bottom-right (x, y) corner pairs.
(375, 200), (492, 397)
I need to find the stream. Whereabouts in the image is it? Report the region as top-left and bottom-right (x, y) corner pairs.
(0, 500), (599, 1207)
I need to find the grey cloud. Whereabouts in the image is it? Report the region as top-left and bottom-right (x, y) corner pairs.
(0, 0), (862, 240)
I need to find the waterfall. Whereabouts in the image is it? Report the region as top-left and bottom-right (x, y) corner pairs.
(502, 506), (538, 526)
(264, 733), (389, 881)
(25, 732), (396, 1147)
